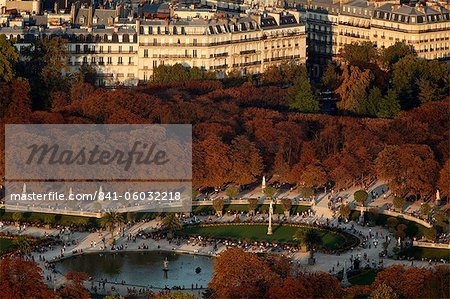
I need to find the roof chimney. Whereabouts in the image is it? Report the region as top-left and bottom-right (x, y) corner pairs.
(70, 2), (77, 23)
(87, 5), (93, 27)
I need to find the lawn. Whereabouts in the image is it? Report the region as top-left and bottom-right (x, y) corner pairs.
(402, 247), (450, 261)
(0, 237), (14, 252)
(177, 224), (346, 251)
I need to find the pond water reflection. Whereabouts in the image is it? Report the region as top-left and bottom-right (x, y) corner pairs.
(56, 251), (214, 289)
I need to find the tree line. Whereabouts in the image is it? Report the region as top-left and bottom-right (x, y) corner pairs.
(208, 248), (449, 299)
(0, 35), (448, 201)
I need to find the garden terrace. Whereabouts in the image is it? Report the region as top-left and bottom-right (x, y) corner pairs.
(176, 223), (359, 253)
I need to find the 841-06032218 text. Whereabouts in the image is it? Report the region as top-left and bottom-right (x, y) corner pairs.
(8, 190), (182, 202)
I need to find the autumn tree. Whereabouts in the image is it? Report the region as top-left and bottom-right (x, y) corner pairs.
(59, 271), (90, 299)
(2, 78), (32, 121)
(0, 256), (52, 299)
(208, 248), (279, 298)
(267, 276), (313, 299)
(392, 197), (406, 211)
(0, 34), (19, 82)
(375, 144), (439, 198)
(438, 159), (450, 198)
(228, 135), (263, 186)
(198, 135), (231, 187)
(307, 272), (343, 299)
(336, 66), (373, 115)
(225, 185), (239, 200)
(299, 164), (328, 188)
(371, 283), (398, 299)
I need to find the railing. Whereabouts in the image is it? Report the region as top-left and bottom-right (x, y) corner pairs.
(412, 241), (450, 249)
(358, 206), (432, 228)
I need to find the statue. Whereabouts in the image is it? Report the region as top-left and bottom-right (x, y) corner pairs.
(267, 199), (273, 235)
(341, 261), (351, 287)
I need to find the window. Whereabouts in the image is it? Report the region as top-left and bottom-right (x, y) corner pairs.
(144, 49), (148, 57)
(107, 57), (112, 64)
(118, 57), (123, 65)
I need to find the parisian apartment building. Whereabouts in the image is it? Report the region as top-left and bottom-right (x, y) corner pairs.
(0, 0), (449, 85)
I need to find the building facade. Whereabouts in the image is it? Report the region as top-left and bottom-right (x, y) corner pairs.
(0, 7), (306, 86)
(294, 0), (450, 76)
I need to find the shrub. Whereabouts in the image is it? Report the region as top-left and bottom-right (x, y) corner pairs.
(354, 190), (368, 206)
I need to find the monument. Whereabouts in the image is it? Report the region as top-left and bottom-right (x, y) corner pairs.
(267, 199), (273, 235)
(341, 261), (351, 287)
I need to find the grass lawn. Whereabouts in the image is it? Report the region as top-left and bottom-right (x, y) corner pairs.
(177, 224), (346, 251)
(0, 238), (14, 252)
(402, 247), (450, 261)
(349, 269), (378, 285)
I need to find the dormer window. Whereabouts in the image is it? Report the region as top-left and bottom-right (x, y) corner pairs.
(80, 17), (85, 24)
(93, 17), (98, 24)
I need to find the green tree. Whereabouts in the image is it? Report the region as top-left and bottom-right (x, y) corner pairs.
(420, 203), (431, 217)
(376, 90), (400, 118)
(263, 186), (277, 199)
(390, 55), (447, 109)
(280, 198), (292, 215)
(12, 212), (23, 223)
(12, 236), (32, 254)
(162, 213), (181, 238)
(423, 227), (437, 241)
(289, 79), (320, 113)
(365, 87), (382, 117)
(212, 198), (225, 216)
(302, 230), (322, 262)
(321, 62), (340, 90)
(339, 204), (351, 221)
(22, 37), (69, 109)
(341, 42), (378, 66)
(371, 283), (399, 299)
(248, 198), (259, 213)
(354, 190), (368, 206)
(225, 185), (239, 200)
(380, 42), (413, 70)
(100, 211), (125, 245)
(0, 34), (19, 82)
(417, 78), (439, 103)
(393, 197), (406, 211)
